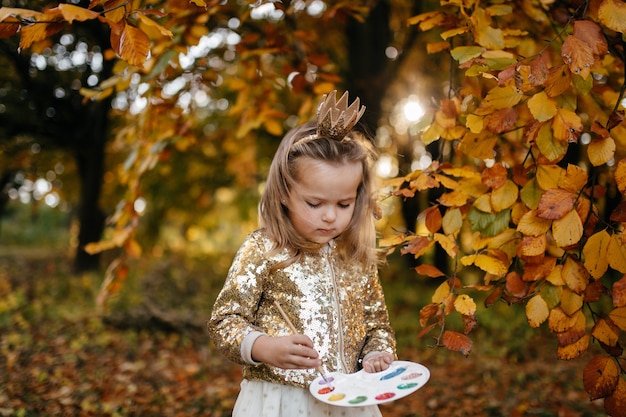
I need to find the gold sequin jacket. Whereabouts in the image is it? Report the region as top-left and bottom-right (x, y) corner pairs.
(208, 228), (396, 388)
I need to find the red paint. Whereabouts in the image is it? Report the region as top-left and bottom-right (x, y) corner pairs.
(375, 392), (396, 401)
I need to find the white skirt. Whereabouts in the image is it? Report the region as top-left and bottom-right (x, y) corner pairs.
(232, 379), (383, 417)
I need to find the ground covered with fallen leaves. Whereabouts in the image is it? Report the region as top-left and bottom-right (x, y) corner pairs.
(0, 252), (609, 416)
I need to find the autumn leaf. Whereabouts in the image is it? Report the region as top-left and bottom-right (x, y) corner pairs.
(591, 319), (620, 347)
(109, 20), (151, 67)
(587, 136), (616, 167)
(608, 306), (626, 331)
(545, 65), (572, 97)
(583, 355), (620, 402)
(461, 253), (508, 276)
(414, 264), (445, 278)
(527, 91), (557, 122)
(441, 330), (473, 356)
(583, 230), (611, 279)
(552, 209), (583, 248)
(505, 271), (527, 297)
(616, 159), (626, 195)
(454, 294), (476, 316)
(58, 4), (100, 23)
(526, 294), (549, 328)
(481, 163), (508, 189)
(401, 236), (434, 258)
(420, 205), (442, 233)
(450, 45), (483, 64)
(536, 188), (575, 220)
(562, 256), (590, 295)
(517, 234), (546, 259)
(552, 109), (582, 143)
(560, 288), (583, 316)
(608, 234), (626, 273)
(561, 35), (594, 79)
(598, 0), (626, 33)
(432, 281), (451, 304)
(491, 179), (518, 211)
(517, 210), (552, 236)
(613, 275), (626, 307)
(482, 85), (524, 110)
(604, 378), (626, 417)
(442, 207), (463, 235)
(536, 122), (568, 162)
(419, 303), (441, 327)
(433, 233), (458, 257)
(549, 307), (579, 333)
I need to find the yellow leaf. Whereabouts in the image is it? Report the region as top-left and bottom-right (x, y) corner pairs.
(421, 122), (443, 145)
(264, 118), (283, 136)
(517, 209), (552, 236)
(461, 253), (508, 276)
(450, 45), (483, 64)
(591, 319), (620, 347)
(476, 26), (505, 49)
(552, 209), (583, 247)
(441, 27), (469, 40)
(442, 207), (463, 235)
(562, 256), (590, 294)
(608, 234), (626, 273)
(557, 333), (589, 360)
(549, 307), (579, 332)
(474, 194), (493, 213)
(546, 265), (565, 286)
(536, 164), (565, 190)
(561, 163), (589, 193)
(426, 41), (450, 54)
(520, 178), (542, 209)
(483, 85), (524, 110)
(536, 122), (568, 162)
(433, 233), (459, 257)
(526, 294), (549, 328)
(616, 158), (626, 195)
(454, 294), (476, 316)
(561, 288), (583, 316)
(598, 0), (626, 33)
(490, 179), (518, 211)
(583, 230), (611, 279)
(527, 91), (557, 122)
(432, 281), (451, 304)
(608, 306), (626, 331)
(588, 137), (615, 167)
(438, 190), (469, 207)
(136, 13), (174, 39)
(465, 115), (484, 134)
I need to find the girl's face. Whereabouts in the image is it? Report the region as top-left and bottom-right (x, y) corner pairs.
(286, 157), (362, 245)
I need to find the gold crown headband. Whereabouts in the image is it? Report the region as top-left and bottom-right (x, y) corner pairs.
(296, 90), (366, 145)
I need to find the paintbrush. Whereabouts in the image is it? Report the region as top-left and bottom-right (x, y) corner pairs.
(273, 300), (334, 389)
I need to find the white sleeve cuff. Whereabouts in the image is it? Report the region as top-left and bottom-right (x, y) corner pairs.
(240, 331), (267, 365)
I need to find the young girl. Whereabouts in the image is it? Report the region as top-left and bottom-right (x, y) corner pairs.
(208, 90), (397, 417)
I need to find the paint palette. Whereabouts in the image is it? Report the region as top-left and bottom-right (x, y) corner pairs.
(309, 360), (430, 407)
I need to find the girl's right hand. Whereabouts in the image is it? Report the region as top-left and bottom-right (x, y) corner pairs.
(251, 334), (323, 370)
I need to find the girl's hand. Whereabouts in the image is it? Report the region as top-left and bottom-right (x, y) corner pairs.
(362, 352), (394, 373)
(251, 334), (323, 370)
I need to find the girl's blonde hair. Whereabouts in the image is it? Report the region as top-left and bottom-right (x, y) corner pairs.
(259, 121), (378, 270)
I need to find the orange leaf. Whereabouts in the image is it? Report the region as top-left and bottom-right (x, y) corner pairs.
(58, 3), (99, 23)
(561, 35), (594, 79)
(583, 356), (620, 401)
(556, 311), (586, 346)
(441, 330), (472, 356)
(401, 236), (434, 258)
(414, 264), (445, 278)
(505, 271), (527, 297)
(552, 109), (582, 143)
(419, 303), (441, 327)
(517, 234), (546, 259)
(545, 65), (571, 97)
(421, 206), (442, 233)
(583, 230), (611, 279)
(481, 163), (508, 189)
(604, 377), (626, 417)
(485, 108), (517, 133)
(613, 275), (626, 307)
(561, 163), (589, 193)
(536, 188), (575, 220)
(110, 20), (150, 67)
(573, 20), (608, 56)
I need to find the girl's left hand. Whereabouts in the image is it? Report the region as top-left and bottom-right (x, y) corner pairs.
(362, 352), (394, 373)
